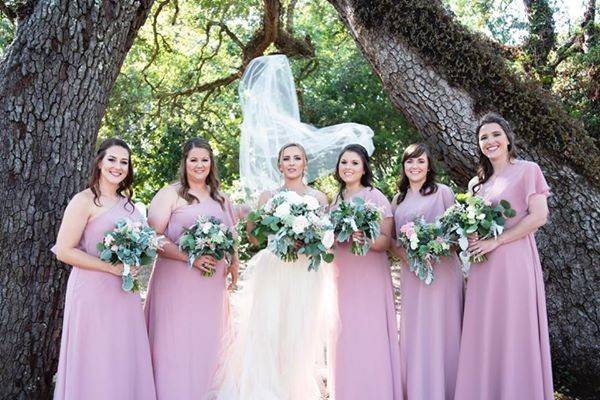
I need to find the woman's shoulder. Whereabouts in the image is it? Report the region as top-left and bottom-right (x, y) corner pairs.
(435, 183), (453, 195)
(364, 187), (391, 205)
(513, 158), (541, 172)
(68, 189), (95, 210)
(308, 187), (329, 206)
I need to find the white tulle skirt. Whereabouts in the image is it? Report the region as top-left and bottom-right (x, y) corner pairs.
(208, 249), (331, 400)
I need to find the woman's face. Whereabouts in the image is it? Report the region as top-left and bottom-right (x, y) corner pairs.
(99, 146), (130, 186)
(186, 147), (211, 184)
(338, 151), (364, 186)
(279, 146), (306, 180)
(478, 122), (510, 162)
(403, 153), (428, 185)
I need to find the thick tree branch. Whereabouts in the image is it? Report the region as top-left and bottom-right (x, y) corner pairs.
(155, 0), (315, 108)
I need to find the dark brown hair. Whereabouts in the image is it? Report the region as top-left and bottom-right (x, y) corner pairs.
(88, 138), (134, 208)
(473, 112), (518, 194)
(334, 144), (374, 203)
(396, 143), (438, 204)
(178, 138), (224, 208)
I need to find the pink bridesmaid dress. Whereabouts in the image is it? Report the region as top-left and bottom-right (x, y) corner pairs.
(329, 187), (402, 400)
(454, 160), (554, 399)
(144, 195), (236, 400)
(53, 197), (157, 400)
(393, 184), (464, 400)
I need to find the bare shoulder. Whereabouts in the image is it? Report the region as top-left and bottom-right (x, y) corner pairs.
(64, 189), (95, 217)
(310, 189), (329, 206)
(154, 183), (179, 201)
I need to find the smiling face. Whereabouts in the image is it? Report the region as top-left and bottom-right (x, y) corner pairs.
(338, 150), (365, 186)
(478, 122), (510, 162)
(185, 147), (212, 184)
(98, 146), (130, 186)
(403, 153), (429, 185)
(278, 145), (306, 180)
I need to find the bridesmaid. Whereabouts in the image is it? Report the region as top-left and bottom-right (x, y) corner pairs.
(390, 143), (464, 400)
(328, 144), (402, 400)
(144, 138), (239, 400)
(53, 138), (156, 400)
(455, 113), (553, 399)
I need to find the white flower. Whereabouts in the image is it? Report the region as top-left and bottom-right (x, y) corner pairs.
(213, 231), (225, 244)
(202, 223), (212, 234)
(285, 191), (304, 205)
(346, 217), (358, 232)
(321, 230), (335, 249)
(409, 238), (419, 250)
(477, 213), (486, 220)
(110, 244), (119, 252)
(104, 235), (114, 246)
(319, 215), (332, 227)
(308, 213), (321, 224)
(274, 203), (291, 218)
(303, 195), (320, 211)
(292, 215), (309, 234)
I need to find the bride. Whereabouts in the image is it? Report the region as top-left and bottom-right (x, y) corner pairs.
(209, 55), (375, 399)
(211, 142), (330, 400)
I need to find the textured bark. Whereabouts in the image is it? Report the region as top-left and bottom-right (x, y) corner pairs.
(327, 0), (600, 398)
(0, 1), (154, 398)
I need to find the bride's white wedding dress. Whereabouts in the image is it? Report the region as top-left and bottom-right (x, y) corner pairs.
(209, 54), (374, 399)
(209, 245), (330, 400)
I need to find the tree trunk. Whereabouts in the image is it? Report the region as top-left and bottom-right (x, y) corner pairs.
(327, 0), (600, 398)
(0, 1), (154, 398)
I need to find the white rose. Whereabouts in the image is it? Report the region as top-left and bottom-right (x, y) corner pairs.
(321, 230), (335, 249)
(202, 223), (212, 234)
(346, 217), (358, 232)
(303, 195), (320, 210)
(285, 191), (304, 205)
(292, 215), (309, 234)
(274, 203), (291, 219)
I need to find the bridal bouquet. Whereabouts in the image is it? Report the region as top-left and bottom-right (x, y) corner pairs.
(397, 216), (452, 285)
(248, 190), (335, 271)
(97, 218), (161, 292)
(179, 216), (235, 277)
(440, 192), (516, 275)
(330, 197), (382, 256)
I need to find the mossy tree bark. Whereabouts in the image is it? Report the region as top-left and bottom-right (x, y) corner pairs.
(327, 0), (600, 398)
(0, 1), (154, 398)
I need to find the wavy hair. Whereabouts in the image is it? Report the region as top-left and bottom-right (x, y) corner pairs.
(396, 143), (438, 204)
(88, 138), (134, 209)
(178, 138), (224, 209)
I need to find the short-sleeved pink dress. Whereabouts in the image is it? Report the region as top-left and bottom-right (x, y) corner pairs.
(454, 160), (554, 399)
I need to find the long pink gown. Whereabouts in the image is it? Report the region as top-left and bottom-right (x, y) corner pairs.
(53, 197), (157, 400)
(393, 184), (464, 400)
(454, 159), (554, 399)
(144, 195), (236, 400)
(329, 187), (402, 400)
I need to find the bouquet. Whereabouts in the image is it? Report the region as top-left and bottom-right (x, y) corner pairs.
(97, 218), (161, 292)
(397, 216), (452, 285)
(330, 197), (382, 256)
(248, 190), (335, 271)
(440, 192), (516, 275)
(179, 216), (235, 277)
